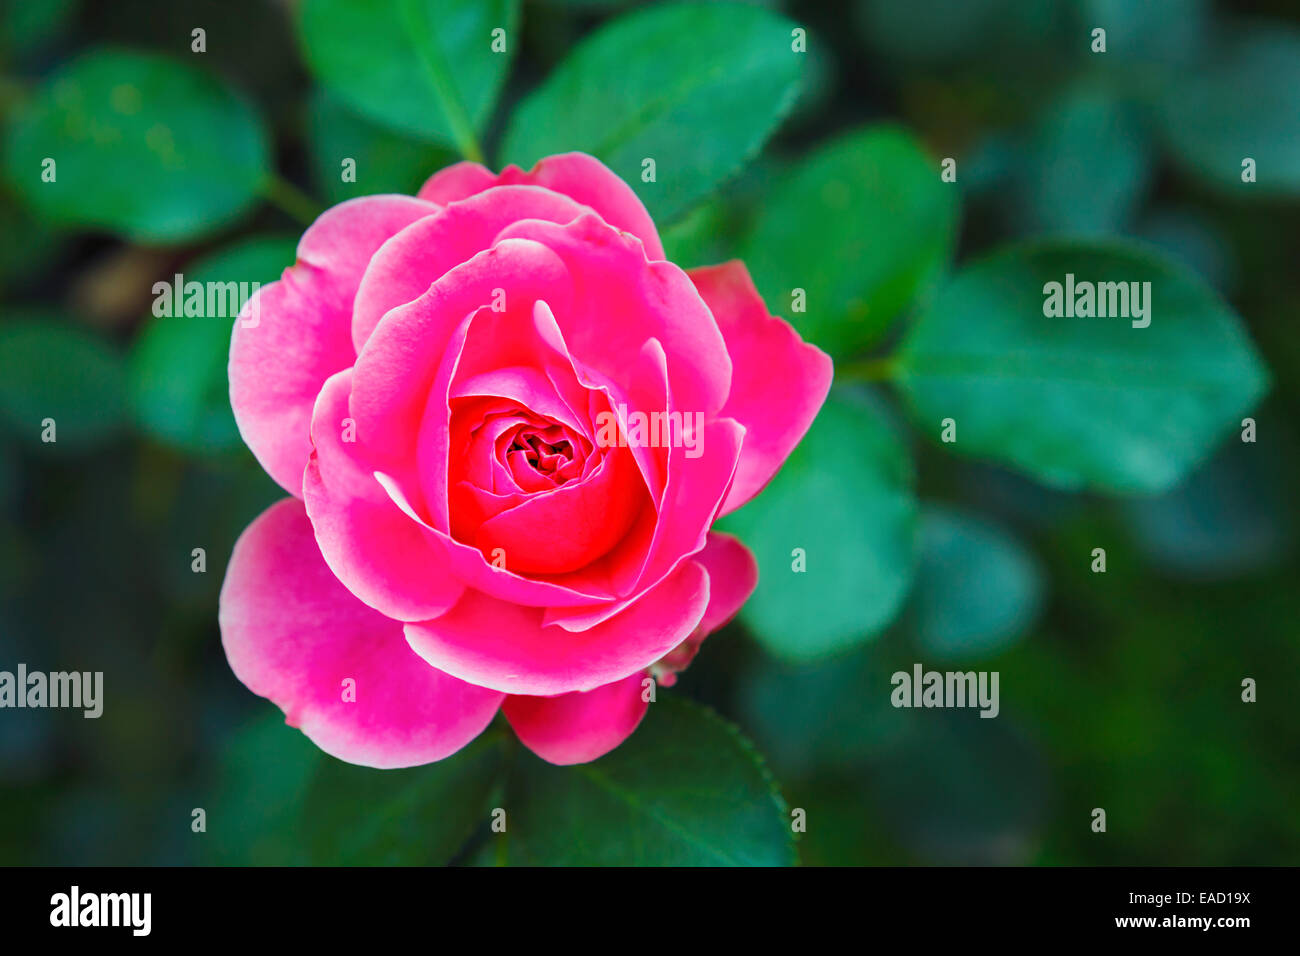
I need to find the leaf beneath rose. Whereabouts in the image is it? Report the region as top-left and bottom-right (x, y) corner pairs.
(498, 698), (795, 866)
(207, 710), (504, 865)
(718, 388), (919, 661)
(2, 49), (269, 242)
(500, 1), (804, 223)
(299, 732), (505, 865)
(896, 239), (1269, 494)
(739, 125), (958, 358)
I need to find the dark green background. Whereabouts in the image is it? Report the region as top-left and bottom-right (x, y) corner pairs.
(1, 0), (1297, 865)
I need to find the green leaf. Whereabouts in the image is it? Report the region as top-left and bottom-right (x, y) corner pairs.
(1015, 85), (1152, 235)
(910, 505), (1044, 660)
(306, 90), (453, 204)
(501, 1), (803, 223)
(739, 647), (914, 778)
(867, 709), (1047, 864)
(128, 235), (297, 455)
(739, 125), (958, 358)
(298, 0), (519, 147)
(501, 698), (793, 865)
(206, 709), (322, 866)
(0, 314), (127, 451)
(300, 732), (505, 865)
(209, 710), (505, 865)
(1156, 23), (1300, 194)
(857, 0), (1071, 67)
(718, 388), (918, 660)
(1080, 0), (1210, 65)
(2, 49), (270, 242)
(896, 239), (1269, 494)
(0, 0), (77, 62)
(1119, 444), (1291, 579)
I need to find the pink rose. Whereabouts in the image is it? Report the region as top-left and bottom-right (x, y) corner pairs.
(220, 153), (832, 767)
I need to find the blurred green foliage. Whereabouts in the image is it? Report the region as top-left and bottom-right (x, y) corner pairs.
(0, 0), (1297, 865)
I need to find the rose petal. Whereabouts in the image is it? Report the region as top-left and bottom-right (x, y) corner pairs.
(303, 369), (465, 622)
(693, 530), (758, 634)
(688, 261), (834, 515)
(229, 194), (438, 495)
(405, 560), (709, 696)
(475, 443), (647, 575)
(351, 186), (587, 351)
(350, 239), (574, 524)
(219, 497), (502, 769)
(418, 152), (665, 259)
(503, 672), (649, 766)
(544, 414), (745, 632)
(495, 214), (731, 418)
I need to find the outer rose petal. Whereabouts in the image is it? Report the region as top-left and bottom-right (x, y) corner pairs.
(219, 498), (502, 769)
(405, 560), (710, 696)
(418, 152), (665, 260)
(303, 369), (465, 622)
(693, 530), (759, 635)
(229, 194), (439, 495)
(653, 532), (757, 687)
(503, 672), (648, 766)
(688, 261), (834, 516)
(351, 186), (587, 351)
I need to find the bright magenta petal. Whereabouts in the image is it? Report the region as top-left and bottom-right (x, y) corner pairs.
(350, 239), (574, 511)
(405, 561), (709, 696)
(688, 261), (833, 515)
(219, 498), (502, 769)
(693, 530), (758, 634)
(303, 369), (465, 622)
(503, 672), (648, 766)
(496, 214), (731, 418)
(229, 195), (438, 495)
(351, 186), (587, 351)
(417, 152), (664, 259)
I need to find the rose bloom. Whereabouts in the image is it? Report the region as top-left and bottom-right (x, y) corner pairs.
(220, 153), (831, 767)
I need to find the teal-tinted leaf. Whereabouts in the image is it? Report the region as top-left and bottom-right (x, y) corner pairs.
(501, 2), (803, 222)
(298, 0), (519, 145)
(1015, 85), (1152, 235)
(0, 314), (126, 451)
(739, 125), (958, 358)
(1137, 207), (1233, 293)
(300, 733), (505, 865)
(1081, 0), (1209, 65)
(897, 239), (1269, 494)
(719, 388), (918, 660)
(739, 647), (914, 778)
(1119, 444), (1292, 579)
(503, 698), (793, 866)
(857, 0), (1070, 66)
(129, 235), (297, 455)
(2, 49), (270, 242)
(910, 505), (1044, 660)
(868, 709), (1047, 864)
(1156, 23), (1300, 194)
(306, 90), (453, 204)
